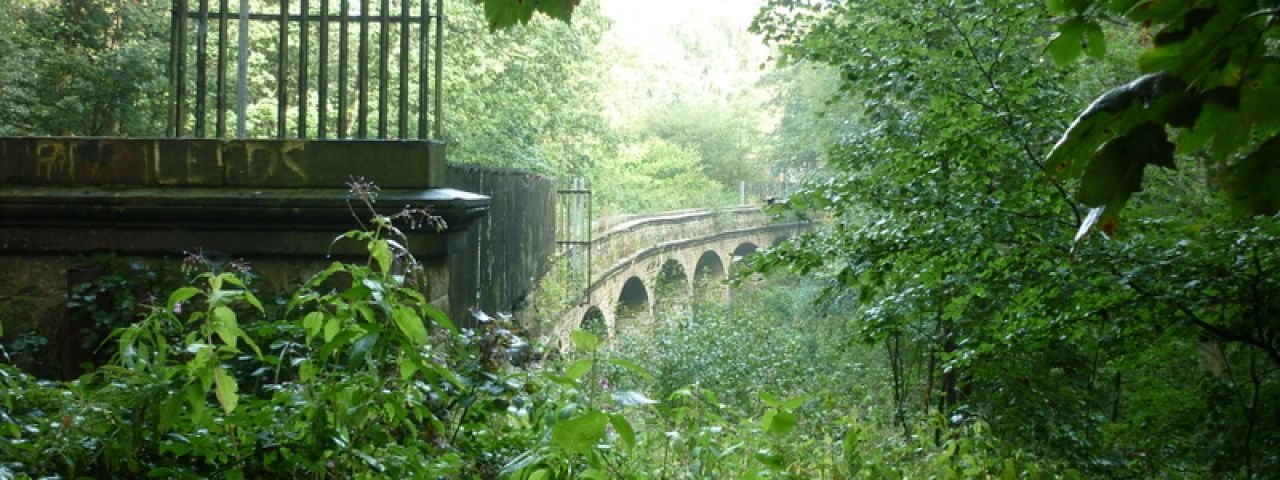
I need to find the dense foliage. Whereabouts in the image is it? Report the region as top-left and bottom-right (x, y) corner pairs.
(748, 0), (1280, 476)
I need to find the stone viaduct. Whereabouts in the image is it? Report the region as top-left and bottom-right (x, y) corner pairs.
(548, 207), (808, 346)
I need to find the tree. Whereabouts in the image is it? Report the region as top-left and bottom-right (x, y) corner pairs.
(749, 0), (1280, 474)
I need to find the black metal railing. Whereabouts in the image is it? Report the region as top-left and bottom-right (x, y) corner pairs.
(169, 0), (443, 140)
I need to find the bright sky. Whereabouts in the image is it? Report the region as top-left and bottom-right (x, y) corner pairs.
(595, 0), (771, 124)
(598, 0), (764, 47)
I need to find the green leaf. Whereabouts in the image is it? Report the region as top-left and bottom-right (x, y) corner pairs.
(167, 287), (201, 311)
(421, 304), (460, 336)
(1239, 61), (1280, 123)
(369, 239), (393, 274)
(1083, 22), (1106, 59)
(303, 311), (325, 343)
(1220, 135), (1280, 215)
(536, 0), (578, 22)
(528, 469), (550, 480)
(1047, 28), (1082, 65)
(323, 317), (341, 343)
(565, 358), (592, 380)
(609, 413), (636, 449)
(1047, 73), (1185, 181)
(607, 357), (653, 380)
(570, 329), (599, 353)
(551, 410), (608, 454)
(212, 306), (238, 349)
(763, 409), (797, 435)
(480, 0), (535, 29)
(212, 366), (238, 414)
(392, 305), (429, 346)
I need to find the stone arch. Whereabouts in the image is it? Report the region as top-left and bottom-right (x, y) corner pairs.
(771, 235), (790, 248)
(653, 258), (690, 317)
(693, 250), (726, 285)
(615, 276), (650, 330)
(730, 242), (759, 267)
(580, 306), (608, 337)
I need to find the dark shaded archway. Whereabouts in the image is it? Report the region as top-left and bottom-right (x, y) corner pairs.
(730, 242), (759, 270)
(615, 276), (649, 330)
(653, 258), (690, 317)
(771, 235), (790, 248)
(693, 250), (726, 285)
(580, 306), (608, 337)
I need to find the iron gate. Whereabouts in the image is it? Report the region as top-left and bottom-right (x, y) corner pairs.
(168, 0), (444, 139)
(556, 177), (592, 305)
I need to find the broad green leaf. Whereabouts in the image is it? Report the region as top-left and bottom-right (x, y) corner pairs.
(1076, 123), (1173, 206)
(570, 329), (599, 353)
(392, 306), (429, 346)
(1047, 73), (1185, 181)
(323, 317), (341, 343)
(782, 395), (810, 410)
(607, 357), (653, 379)
(302, 311), (325, 343)
(528, 469), (550, 480)
(1083, 22), (1106, 59)
(1220, 135), (1280, 215)
(609, 413), (636, 449)
(763, 409), (797, 435)
(565, 358), (592, 380)
(1046, 19), (1084, 65)
(369, 239), (393, 274)
(212, 366), (238, 414)
(421, 304), (459, 335)
(1239, 61), (1280, 123)
(551, 410), (608, 454)
(212, 306), (238, 349)
(167, 287), (201, 311)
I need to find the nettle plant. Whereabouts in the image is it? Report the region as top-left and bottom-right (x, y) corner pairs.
(0, 178), (544, 478)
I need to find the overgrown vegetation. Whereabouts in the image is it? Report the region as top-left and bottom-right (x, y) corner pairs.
(3, 0), (1280, 477)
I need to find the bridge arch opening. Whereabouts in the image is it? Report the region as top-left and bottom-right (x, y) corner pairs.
(694, 251), (726, 285)
(615, 276), (650, 330)
(771, 235), (790, 248)
(731, 242), (759, 265)
(654, 258), (690, 318)
(580, 306), (608, 338)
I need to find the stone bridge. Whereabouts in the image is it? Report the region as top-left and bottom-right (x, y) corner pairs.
(549, 207), (808, 346)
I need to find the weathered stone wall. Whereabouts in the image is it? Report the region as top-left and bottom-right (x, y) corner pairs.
(0, 137), (488, 366)
(445, 164), (556, 326)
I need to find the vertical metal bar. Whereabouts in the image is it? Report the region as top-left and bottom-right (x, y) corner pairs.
(168, 0), (180, 137)
(299, 0), (309, 138)
(195, 0), (208, 137)
(358, 0), (369, 138)
(318, 0), (329, 138)
(236, 0), (248, 137)
(277, 0), (289, 138)
(216, 0), (228, 138)
(432, 0), (443, 139)
(175, 0), (189, 137)
(377, 0), (389, 139)
(398, 0), (409, 139)
(338, 0), (349, 137)
(417, 0), (428, 139)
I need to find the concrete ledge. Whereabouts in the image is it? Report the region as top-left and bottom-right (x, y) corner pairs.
(0, 186), (489, 258)
(0, 137), (447, 189)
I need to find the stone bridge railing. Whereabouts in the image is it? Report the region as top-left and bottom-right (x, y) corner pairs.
(587, 206), (767, 282)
